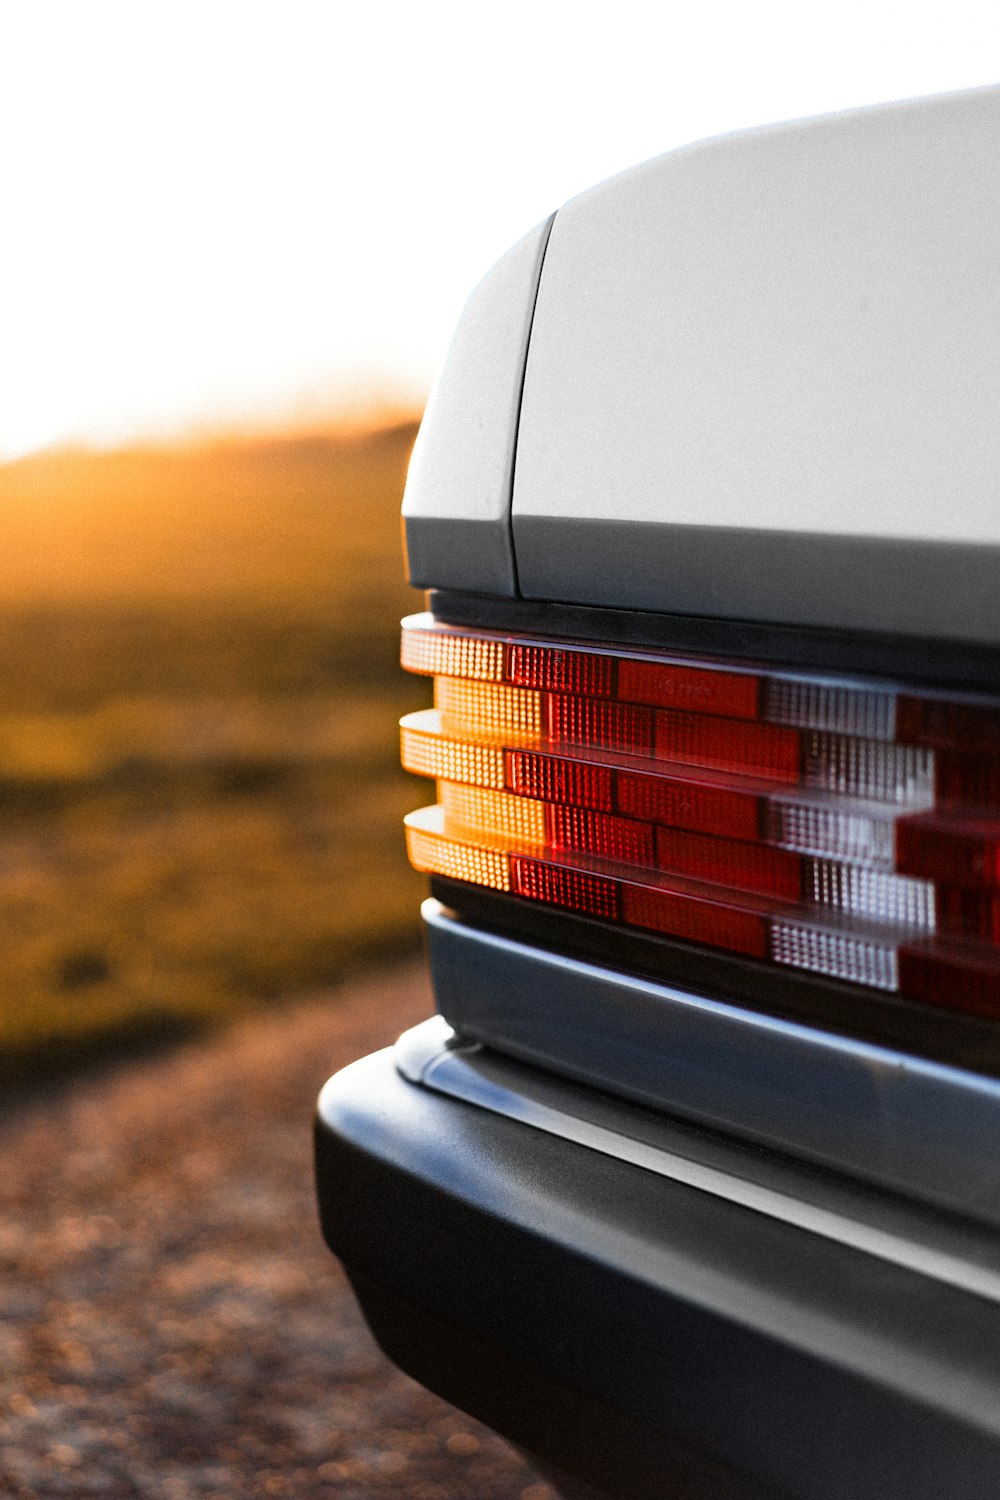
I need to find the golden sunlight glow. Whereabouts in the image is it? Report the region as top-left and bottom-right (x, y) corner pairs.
(1, 2), (997, 458)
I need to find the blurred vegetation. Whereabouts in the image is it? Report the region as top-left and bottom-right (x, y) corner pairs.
(0, 419), (431, 1080)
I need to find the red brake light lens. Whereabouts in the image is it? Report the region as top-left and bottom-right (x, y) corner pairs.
(400, 614), (1000, 1022)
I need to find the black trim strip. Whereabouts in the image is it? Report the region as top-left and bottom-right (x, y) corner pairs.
(429, 589), (1000, 694)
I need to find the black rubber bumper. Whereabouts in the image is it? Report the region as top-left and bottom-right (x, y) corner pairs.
(315, 1046), (1000, 1500)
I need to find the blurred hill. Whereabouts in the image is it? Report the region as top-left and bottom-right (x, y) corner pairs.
(0, 419), (432, 1078)
(0, 423), (420, 611)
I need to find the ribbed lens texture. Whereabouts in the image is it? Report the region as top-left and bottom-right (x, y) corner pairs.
(505, 749), (615, 811)
(401, 624), (504, 681)
(436, 679), (541, 739)
(655, 827), (802, 900)
(765, 678), (895, 740)
(548, 805), (655, 866)
(765, 800), (896, 867)
(656, 711), (800, 783)
(507, 644), (613, 696)
(807, 861), (934, 929)
(399, 614), (1000, 1021)
(441, 783), (547, 846)
(545, 694), (653, 755)
(623, 887), (768, 958)
(617, 659), (759, 718)
(510, 857), (619, 920)
(770, 922), (899, 991)
(405, 808), (511, 891)
(400, 713), (506, 789)
(616, 772), (760, 842)
(803, 733), (933, 804)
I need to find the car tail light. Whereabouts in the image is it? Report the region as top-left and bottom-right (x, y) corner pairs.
(400, 613), (1000, 1021)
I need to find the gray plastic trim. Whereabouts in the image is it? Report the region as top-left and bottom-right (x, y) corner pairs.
(402, 214), (554, 596)
(422, 898), (1000, 1227)
(513, 518), (1000, 642)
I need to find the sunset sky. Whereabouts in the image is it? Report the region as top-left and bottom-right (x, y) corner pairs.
(2, 1), (999, 460)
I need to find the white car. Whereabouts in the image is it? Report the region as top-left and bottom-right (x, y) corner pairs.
(317, 85), (1000, 1500)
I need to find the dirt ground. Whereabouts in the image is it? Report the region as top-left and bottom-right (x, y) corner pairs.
(0, 962), (555, 1500)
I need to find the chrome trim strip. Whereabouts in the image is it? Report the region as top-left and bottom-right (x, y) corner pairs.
(399, 1019), (1000, 1308)
(422, 899), (1000, 1228)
